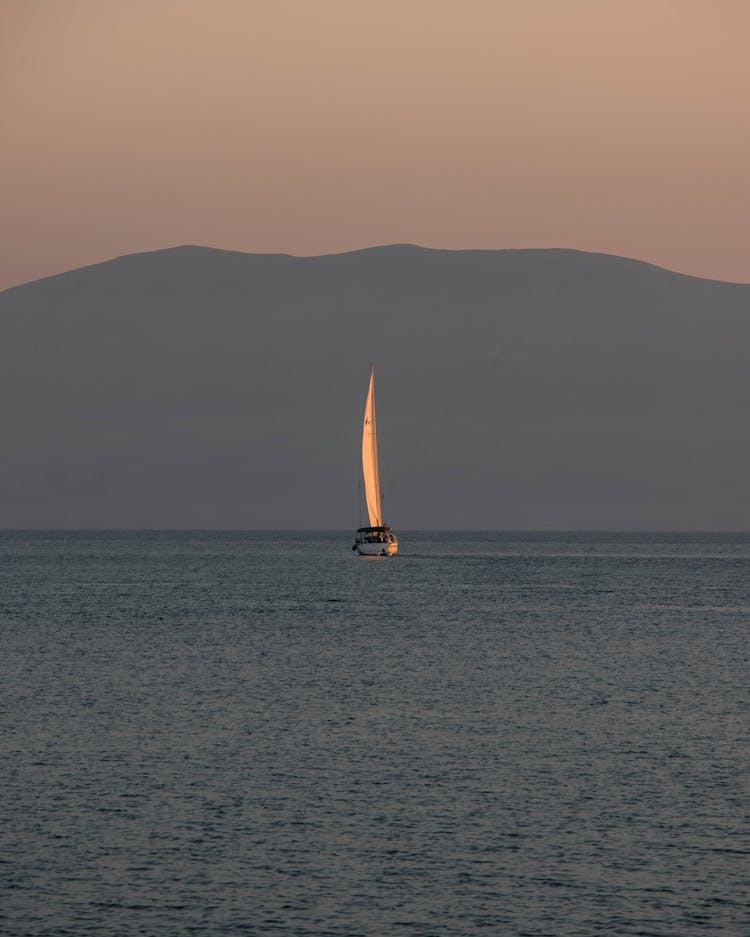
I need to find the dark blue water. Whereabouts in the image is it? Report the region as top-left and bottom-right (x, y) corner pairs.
(1, 531), (748, 936)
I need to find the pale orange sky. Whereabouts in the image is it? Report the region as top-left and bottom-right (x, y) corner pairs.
(2, 0), (749, 289)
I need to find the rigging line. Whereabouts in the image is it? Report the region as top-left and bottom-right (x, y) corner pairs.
(357, 465), (362, 528)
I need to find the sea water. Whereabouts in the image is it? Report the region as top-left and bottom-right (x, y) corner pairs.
(1, 531), (748, 936)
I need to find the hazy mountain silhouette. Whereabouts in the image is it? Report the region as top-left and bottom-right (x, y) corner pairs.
(1, 244), (748, 529)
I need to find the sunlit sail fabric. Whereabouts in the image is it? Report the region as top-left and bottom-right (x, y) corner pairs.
(361, 365), (383, 527)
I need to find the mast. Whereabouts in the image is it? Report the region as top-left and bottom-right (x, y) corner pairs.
(361, 364), (383, 527)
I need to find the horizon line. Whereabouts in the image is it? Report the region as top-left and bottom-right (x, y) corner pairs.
(2, 528), (750, 535)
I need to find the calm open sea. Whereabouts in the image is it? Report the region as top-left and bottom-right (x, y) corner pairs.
(1, 531), (748, 936)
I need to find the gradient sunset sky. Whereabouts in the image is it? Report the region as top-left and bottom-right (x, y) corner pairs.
(2, 0), (748, 290)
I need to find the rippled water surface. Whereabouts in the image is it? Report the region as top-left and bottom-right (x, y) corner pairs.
(1, 531), (749, 936)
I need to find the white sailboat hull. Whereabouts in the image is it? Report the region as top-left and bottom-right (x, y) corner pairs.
(355, 538), (398, 557)
(353, 525), (398, 556)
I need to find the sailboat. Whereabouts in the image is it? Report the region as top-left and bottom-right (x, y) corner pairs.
(353, 365), (398, 556)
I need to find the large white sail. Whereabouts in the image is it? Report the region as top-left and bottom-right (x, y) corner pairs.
(361, 365), (383, 527)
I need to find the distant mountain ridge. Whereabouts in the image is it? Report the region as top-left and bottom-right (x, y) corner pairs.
(1, 244), (748, 528)
(5, 244), (747, 296)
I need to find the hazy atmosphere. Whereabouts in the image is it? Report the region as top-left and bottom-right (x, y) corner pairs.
(2, 0), (749, 290)
(3, 5), (750, 935)
(2, 245), (749, 529)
